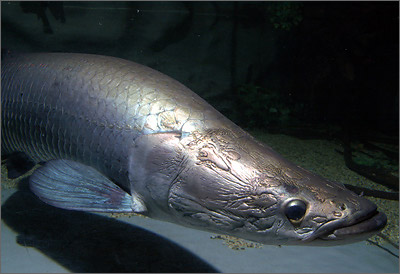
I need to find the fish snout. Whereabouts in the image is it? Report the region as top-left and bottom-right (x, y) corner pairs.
(305, 188), (387, 245)
(330, 192), (387, 240)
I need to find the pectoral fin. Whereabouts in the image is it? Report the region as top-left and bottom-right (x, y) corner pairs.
(29, 159), (146, 213)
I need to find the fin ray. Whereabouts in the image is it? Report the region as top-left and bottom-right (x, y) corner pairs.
(29, 160), (145, 213)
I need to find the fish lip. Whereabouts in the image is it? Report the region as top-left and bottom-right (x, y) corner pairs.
(316, 210), (387, 242)
(301, 205), (387, 245)
(329, 211), (387, 238)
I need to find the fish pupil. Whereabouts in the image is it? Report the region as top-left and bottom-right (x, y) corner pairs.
(285, 199), (307, 221)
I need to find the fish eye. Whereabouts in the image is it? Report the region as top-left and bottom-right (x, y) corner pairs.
(284, 199), (307, 222)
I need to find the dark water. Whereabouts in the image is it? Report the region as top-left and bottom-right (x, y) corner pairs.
(1, 1), (398, 273)
(2, 1), (398, 136)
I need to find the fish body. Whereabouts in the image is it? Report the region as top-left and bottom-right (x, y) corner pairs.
(1, 52), (386, 245)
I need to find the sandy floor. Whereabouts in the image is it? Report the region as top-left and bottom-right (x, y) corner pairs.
(1, 132), (399, 273)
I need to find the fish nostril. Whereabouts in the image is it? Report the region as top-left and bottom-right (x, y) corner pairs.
(339, 204), (346, 211)
(333, 211), (342, 217)
(329, 200), (347, 211)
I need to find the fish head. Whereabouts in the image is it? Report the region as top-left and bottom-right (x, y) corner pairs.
(168, 129), (387, 246)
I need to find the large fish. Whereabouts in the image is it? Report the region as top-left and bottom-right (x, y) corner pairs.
(1, 52), (387, 246)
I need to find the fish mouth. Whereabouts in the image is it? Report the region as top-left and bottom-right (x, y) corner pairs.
(315, 210), (387, 245)
(329, 211), (387, 238)
(305, 209), (387, 246)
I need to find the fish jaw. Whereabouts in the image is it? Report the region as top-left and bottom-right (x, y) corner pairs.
(302, 204), (387, 246)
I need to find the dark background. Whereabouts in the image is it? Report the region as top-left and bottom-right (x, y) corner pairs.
(1, 2), (399, 272)
(2, 1), (399, 138)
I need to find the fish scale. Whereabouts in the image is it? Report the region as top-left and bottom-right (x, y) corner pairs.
(1, 53), (229, 187)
